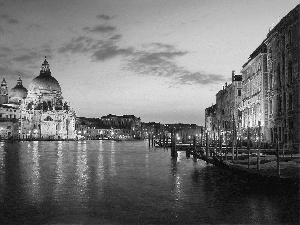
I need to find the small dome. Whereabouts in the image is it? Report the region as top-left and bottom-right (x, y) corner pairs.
(9, 76), (28, 104)
(28, 57), (61, 92)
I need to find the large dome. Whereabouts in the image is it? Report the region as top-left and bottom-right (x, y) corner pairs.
(28, 57), (61, 92)
(29, 75), (61, 92)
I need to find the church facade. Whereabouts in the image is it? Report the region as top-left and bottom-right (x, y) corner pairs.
(0, 57), (76, 140)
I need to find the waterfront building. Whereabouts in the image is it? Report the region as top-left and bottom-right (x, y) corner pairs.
(205, 104), (218, 142)
(0, 76), (27, 139)
(141, 122), (165, 139)
(264, 4), (299, 149)
(239, 43), (268, 143)
(215, 72), (242, 144)
(0, 57), (77, 140)
(76, 115), (142, 139)
(101, 114), (142, 139)
(165, 123), (203, 144)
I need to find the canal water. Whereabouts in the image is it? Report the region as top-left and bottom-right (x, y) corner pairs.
(0, 140), (298, 224)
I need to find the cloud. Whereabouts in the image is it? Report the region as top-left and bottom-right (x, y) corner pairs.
(109, 34), (122, 40)
(59, 34), (132, 61)
(12, 47), (53, 64)
(0, 65), (34, 80)
(92, 43), (134, 61)
(177, 72), (225, 85)
(58, 36), (96, 54)
(0, 46), (11, 57)
(83, 25), (116, 33)
(0, 14), (19, 24)
(97, 14), (114, 20)
(28, 23), (41, 29)
(149, 43), (175, 50)
(126, 46), (188, 78)
(125, 43), (225, 86)
(13, 52), (39, 63)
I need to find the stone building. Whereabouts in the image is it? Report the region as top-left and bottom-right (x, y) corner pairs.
(264, 4), (299, 149)
(0, 78), (8, 105)
(141, 122), (164, 139)
(205, 104), (218, 142)
(239, 43), (268, 142)
(0, 57), (77, 140)
(100, 114), (142, 139)
(215, 72), (242, 143)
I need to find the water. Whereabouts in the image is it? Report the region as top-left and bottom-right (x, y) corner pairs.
(0, 140), (298, 224)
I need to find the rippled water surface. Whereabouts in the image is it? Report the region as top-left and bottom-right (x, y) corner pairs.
(0, 140), (299, 224)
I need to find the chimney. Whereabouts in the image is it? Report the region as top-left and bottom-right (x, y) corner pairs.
(232, 70), (235, 82)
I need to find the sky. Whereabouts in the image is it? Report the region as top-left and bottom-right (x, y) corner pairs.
(0, 0), (299, 125)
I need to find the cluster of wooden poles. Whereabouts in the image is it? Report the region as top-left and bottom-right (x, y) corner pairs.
(148, 126), (285, 177)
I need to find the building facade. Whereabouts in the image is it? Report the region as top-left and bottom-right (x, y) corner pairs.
(215, 72), (242, 143)
(205, 104), (218, 142)
(239, 43), (268, 142)
(0, 57), (76, 140)
(101, 114), (142, 139)
(264, 4), (299, 149)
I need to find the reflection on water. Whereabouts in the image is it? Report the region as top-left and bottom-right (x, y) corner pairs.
(110, 141), (116, 176)
(0, 142), (5, 202)
(96, 140), (104, 198)
(54, 141), (64, 203)
(0, 140), (298, 224)
(22, 141), (42, 204)
(170, 157), (182, 219)
(76, 140), (89, 208)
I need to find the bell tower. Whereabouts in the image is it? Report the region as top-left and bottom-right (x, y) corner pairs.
(0, 78), (8, 104)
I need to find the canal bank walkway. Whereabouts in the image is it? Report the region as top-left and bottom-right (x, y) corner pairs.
(194, 148), (300, 189)
(222, 154), (300, 179)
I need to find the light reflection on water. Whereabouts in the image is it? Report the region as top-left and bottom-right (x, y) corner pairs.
(0, 140), (298, 224)
(0, 142), (5, 202)
(54, 141), (64, 203)
(76, 140), (89, 208)
(110, 140), (116, 176)
(23, 141), (42, 204)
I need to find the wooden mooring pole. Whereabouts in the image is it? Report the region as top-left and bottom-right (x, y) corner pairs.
(205, 132), (209, 157)
(276, 132), (280, 177)
(232, 115), (235, 162)
(247, 126), (250, 169)
(148, 133), (150, 148)
(171, 130), (177, 158)
(225, 122), (227, 160)
(257, 121), (261, 170)
(151, 133), (154, 147)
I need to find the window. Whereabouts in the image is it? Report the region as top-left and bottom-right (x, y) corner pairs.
(288, 61), (293, 84)
(278, 96), (282, 113)
(289, 94), (293, 111)
(277, 64), (281, 88)
(288, 29), (292, 44)
(238, 89), (241, 96)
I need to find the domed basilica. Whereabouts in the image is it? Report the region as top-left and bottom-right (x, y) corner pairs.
(0, 57), (76, 140)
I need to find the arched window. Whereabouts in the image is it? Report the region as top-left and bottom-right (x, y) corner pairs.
(289, 94), (293, 111)
(44, 116), (53, 121)
(288, 61), (293, 84)
(277, 64), (281, 88)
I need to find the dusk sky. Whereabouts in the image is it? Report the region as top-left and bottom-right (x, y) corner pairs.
(0, 0), (299, 125)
